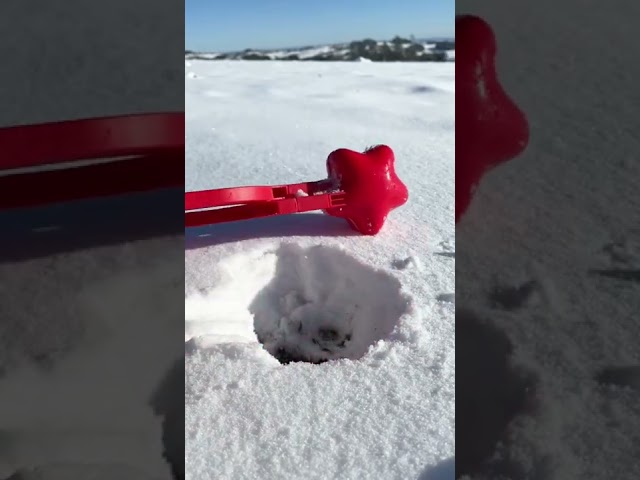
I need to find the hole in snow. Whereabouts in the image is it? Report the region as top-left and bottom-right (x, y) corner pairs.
(456, 309), (538, 479)
(249, 244), (410, 364)
(184, 244), (410, 365)
(149, 357), (184, 480)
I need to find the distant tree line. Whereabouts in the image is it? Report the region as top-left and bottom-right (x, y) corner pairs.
(185, 36), (454, 62)
(346, 36), (448, 62)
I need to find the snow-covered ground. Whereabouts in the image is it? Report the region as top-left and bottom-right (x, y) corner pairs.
(185, 61), (454, 479)
(0, 253), (183, 479)
(456, 2), (640, 479)
(0, 1), (183, 478)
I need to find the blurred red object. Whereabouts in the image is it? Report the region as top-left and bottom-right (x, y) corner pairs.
(0, 112), (184, 210)
(185, 144), (408, 235)
(456, 15), (529, 222)
(0, 112), (184, 260)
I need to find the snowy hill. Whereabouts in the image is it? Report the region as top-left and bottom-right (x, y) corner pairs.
(186, 36), (455, 62)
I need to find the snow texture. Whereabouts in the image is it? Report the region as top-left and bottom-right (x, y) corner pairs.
(0, 1), (183, 478)
(0, 248), (183, 479)
(456, 1), (640, 479)
(185, 60), (454, 480)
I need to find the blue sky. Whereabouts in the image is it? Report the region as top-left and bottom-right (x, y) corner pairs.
(186, 0), (454, 52)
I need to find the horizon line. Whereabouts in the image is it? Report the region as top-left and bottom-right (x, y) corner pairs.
(187, 34), (455, 54)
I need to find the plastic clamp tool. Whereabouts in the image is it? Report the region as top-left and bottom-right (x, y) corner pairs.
(185, 144), (409, 235)
(0, 112), (184, 210)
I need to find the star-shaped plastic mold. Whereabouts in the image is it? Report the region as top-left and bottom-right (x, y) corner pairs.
(324, 145), (409, 235)
(456, 15), (530, 222)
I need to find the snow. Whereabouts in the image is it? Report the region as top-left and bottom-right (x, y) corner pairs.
(185, 60), (454, 479)
(265, 50), (288, 59)
(0, 0), (183, 477)
(456, 1), (640, 479)
(194, 53), (220, 60)
(0, 246), (184, 479)
(266, 45), (334, 60)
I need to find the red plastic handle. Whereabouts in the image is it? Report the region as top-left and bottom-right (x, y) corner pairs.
(1, 112), (184, 171)
(184, 182), (346, 227)
(185, 179), (333, 211)
(0, 113), (184, 210)
(186, 186), (280, 209)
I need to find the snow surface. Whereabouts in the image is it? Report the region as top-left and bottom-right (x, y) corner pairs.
(0, 244), (183, 479)
(0, 1), (183, 477)
(185, 60), (454, 479)
(456, 1), (640, 479)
